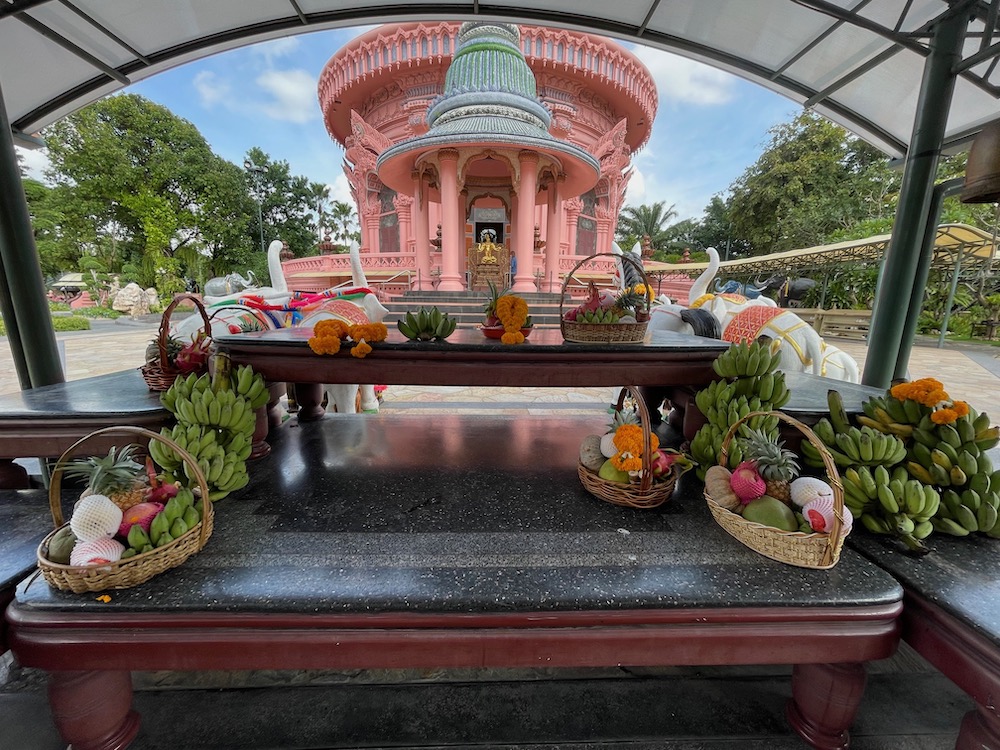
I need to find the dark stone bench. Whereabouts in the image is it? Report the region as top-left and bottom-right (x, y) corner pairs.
(0, 369), (172, 488)
(7, 413), (903, 749)
(850, 533), (1000, 749)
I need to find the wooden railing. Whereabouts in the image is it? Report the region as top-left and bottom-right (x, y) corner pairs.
(795, 308), (872, 341)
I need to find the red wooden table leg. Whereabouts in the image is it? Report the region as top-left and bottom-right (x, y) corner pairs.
(48, 670), (140, 750)
(956, 705), (1000, 750)
(786, 662), (866, 750)
(0, 458), (30, 489)
(293, 382), (325, 422)
(249, 402), (271, 460)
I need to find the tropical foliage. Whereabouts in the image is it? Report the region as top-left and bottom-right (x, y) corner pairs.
(26, 94), (344, 299)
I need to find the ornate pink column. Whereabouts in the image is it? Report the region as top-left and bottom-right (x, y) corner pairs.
(412, 173), (432, 291)
(513, 150), (539, 293)
(437, 149), (464, 292)
(544, 176), (563, 293)
(564, 197), (582, 259)
(393, 193), (413, 257)
(363, 205), (380, 253)
(596, 207), (613, 255)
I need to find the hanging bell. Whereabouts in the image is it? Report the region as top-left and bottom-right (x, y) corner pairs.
(962, 120), (1000, 203)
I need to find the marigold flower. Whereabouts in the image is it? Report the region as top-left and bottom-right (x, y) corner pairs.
(351, 339), (373, 358)
(308, 335), (341, 355)
(612, 451), (643, 472)
(931, 408), (958, 425)
(501, 331), (525, 345)
(496, 294), (529, 334)
(350, 322), (388, 343)
(612, 424), (659, 457)
(314, 319), (350, 339)
(954, 400), (970, 417)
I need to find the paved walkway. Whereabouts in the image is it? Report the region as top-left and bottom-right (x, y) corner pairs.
(2, 319), (999, 417)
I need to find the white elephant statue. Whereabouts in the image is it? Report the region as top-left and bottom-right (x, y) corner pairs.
(171, 239), (389, 413)
(647, 248), (861, 383)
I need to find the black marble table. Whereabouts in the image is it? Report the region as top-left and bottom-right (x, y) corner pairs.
(0, 489), (52, 651)
(8, 414), (902, 750)
(850, 532), (1000, 749)
(214, 327), (729, 427)
(0, 369), (171, 488)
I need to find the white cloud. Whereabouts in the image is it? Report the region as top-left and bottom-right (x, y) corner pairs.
(255, 69), (319, 123)
(328, 173), (354, 206)
(253, 36), (301, 64)
(193, 70), (230, 108)
(15, 146), (51, 182)
(632, 47), (735, 106)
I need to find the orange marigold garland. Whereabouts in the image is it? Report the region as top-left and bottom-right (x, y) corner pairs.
(308, 320), (387, 359)
(610, 423), (659, 473)
(889, 377), (972, 425)
(495, 294), (529, 346)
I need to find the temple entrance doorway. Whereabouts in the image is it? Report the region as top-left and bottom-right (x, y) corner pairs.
(467, 210), (510, 291)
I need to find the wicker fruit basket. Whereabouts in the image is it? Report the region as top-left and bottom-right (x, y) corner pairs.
(578, 386), (676, 509)
(140, 293), (212, 391)
(705, 411), (846, 569)
(37, 426), (214, 593)
(560, 252), (650, 344)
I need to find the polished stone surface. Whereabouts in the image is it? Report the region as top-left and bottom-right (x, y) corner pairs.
(0, 369), (165, 418)
(215, 325), (730, 353)
(850, 532), (1000, 648)
(17, 414), (901, 614)
(0, 490), (50, 589)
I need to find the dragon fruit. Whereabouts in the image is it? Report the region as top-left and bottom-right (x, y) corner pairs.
(730, 461), (766, 504)
(174, 332), (211, 374)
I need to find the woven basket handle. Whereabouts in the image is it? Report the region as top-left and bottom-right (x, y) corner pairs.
(48, 425), (212, 549)
(719, 410), (844, 567)
(559, 252), (652, 320)
(157, 293), (212, 365)
(612, 385), (658, 492)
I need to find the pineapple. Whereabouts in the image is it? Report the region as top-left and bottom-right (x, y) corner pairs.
(739, 428), (799, 504)
(64, 445), (148, 511)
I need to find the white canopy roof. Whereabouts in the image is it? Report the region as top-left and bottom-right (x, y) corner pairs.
(3, 1), (1000, 158)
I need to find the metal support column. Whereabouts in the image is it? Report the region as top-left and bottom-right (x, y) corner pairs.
(862, 9), (968, 388)
(0, 78), (64, 389)
(896, 178), (962, 375)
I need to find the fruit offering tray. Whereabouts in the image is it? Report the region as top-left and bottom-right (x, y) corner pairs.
(705, 411), (848, 569)
(560, 253), (650, 344)
(36, 426), (213, 593)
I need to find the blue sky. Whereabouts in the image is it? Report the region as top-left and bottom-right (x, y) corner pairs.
(20, 25), (801, 222)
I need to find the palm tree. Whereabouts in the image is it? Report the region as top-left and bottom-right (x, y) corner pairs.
(330, 200), (358, 245)
(615, 201), (678, 253)
(309, 182), (331, 241)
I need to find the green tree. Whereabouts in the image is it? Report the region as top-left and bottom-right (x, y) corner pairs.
(42, 94), (254, 297)
(615, 201), (678, 252)
(242, 147), (319, 271)
(727, 111), (891, 255)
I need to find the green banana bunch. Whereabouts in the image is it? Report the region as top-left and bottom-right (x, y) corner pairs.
(855, 464), (939, 552)
(577, 307), (621, 324)
(931, 472), (1000, 537)
(857, 394), (916, 438)
(397, 307), (458, 341)
(711, 340), (779, 379)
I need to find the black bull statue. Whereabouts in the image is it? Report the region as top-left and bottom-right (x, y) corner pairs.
(754, 274), (818, 306)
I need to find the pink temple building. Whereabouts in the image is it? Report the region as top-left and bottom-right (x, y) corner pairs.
(282, 21), (657, 295)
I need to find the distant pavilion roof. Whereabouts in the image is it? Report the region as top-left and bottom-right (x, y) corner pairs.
(643, 224), (999, 280)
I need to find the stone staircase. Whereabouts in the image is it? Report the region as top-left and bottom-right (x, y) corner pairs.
(383, 290), (569, 328)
